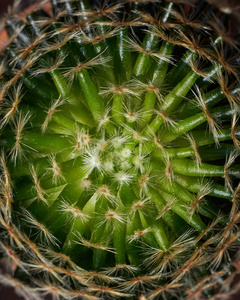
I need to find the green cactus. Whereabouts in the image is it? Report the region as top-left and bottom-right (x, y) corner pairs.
(0, 0), (240, 299)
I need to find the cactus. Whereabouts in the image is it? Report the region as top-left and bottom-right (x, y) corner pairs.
(0, 0), (240, 299)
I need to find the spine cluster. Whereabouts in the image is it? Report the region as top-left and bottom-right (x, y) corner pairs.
(0, 0), (239, 299)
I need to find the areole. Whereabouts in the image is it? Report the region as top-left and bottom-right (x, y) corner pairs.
(0, 0), (239, 299)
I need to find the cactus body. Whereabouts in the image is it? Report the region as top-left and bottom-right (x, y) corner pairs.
(0, 0), (240, 299)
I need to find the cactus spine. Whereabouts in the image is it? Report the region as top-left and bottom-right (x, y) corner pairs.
(0, 0), (240, 299)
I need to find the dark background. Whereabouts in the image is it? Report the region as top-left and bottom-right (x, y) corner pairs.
(0, 0), (240, 299)
(0, 0), (37, 16)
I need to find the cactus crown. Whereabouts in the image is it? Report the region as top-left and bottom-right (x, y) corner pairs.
(0, 0), (240, 299)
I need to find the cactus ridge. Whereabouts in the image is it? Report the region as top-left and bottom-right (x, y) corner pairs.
(0, 0), (240, 299)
